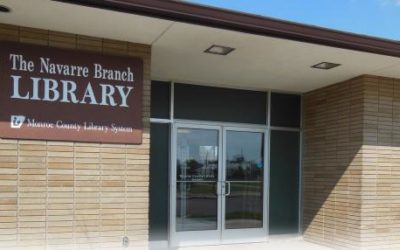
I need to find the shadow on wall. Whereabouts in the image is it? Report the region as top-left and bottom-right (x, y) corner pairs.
(302, 75), (400, 250)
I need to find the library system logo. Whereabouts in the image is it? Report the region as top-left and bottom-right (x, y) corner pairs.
(10, 115), (25, 129)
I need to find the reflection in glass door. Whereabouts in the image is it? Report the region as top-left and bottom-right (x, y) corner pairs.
(222, 128), (267, 242)
(224, 130), (264, 228)
(172, 125), (222, 246)
(172, 124), (267, 246)
(176, 127), (219, 231)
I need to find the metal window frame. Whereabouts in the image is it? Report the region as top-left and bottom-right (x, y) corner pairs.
(149, 81), (304, 247)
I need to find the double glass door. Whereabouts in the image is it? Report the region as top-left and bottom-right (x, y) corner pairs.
(171, 123), (267, 246)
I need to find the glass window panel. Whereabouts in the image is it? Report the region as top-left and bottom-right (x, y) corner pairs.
(225, 182), (263, 229)
(174, 83), (267, 124)
(269, 130), (300, 234)
(270, 93), (301, 128)
(226, 131), (264, 181)
(177, 128), (219, 181)
(151, 81), (170, 119)
(149, 123), (170, 241)
(176, 182), (218, 232)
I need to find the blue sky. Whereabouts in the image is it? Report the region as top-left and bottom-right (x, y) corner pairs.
(188, 0), (400, 40)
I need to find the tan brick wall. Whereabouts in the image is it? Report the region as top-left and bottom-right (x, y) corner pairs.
(303, 76), (364, 249)
(359, 76), (400, 250)
(0, 24), (151, 250)
(303, 75), (400, 250)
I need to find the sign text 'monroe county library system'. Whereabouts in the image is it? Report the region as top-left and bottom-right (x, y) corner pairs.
(0, 42), (143, 144)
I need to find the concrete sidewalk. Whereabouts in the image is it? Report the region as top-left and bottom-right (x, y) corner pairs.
(177, 239), (332, 250)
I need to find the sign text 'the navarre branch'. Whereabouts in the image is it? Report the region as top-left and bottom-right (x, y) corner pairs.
(9, 54), (134, 107)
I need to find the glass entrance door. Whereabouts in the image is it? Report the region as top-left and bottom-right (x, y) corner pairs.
(221, 128), (267, 242)
(171, 124), (267, 247)
(172, 124), (222, 246)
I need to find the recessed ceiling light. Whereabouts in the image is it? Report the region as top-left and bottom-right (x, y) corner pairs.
(0, 5), (11, 13)
(311, 62), (341, 70)
(204, 45), (235, 55)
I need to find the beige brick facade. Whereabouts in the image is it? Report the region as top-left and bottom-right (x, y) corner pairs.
(303, 75), (400, 250)
(0, 23), (151, 250)
(2, 22), (400, 250)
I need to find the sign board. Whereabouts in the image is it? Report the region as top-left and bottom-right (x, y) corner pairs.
(0, 42), (143, 144)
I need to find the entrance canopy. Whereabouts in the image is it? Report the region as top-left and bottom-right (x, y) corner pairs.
(1, 0), (400, 92)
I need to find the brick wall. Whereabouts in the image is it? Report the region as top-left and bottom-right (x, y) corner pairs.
(0, 23), (151, 250)
(359, 76), (400, 250)
(303, 75), (400, 250)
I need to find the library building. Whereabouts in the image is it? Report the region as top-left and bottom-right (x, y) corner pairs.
(0, 1), (399, 250)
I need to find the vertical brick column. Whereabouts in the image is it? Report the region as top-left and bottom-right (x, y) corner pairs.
(304, 75), (400, 250)
(303, 77), (364, 249)
(359, 76), (400, 250)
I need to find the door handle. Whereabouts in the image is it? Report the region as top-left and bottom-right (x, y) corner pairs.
(214, 182), (220, 196)
(225, 181), (231, 196)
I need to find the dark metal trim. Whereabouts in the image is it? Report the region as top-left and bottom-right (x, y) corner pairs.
(54, 0), (400, 57)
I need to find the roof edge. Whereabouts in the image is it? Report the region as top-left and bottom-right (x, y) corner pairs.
(54, 0), (400, 58)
